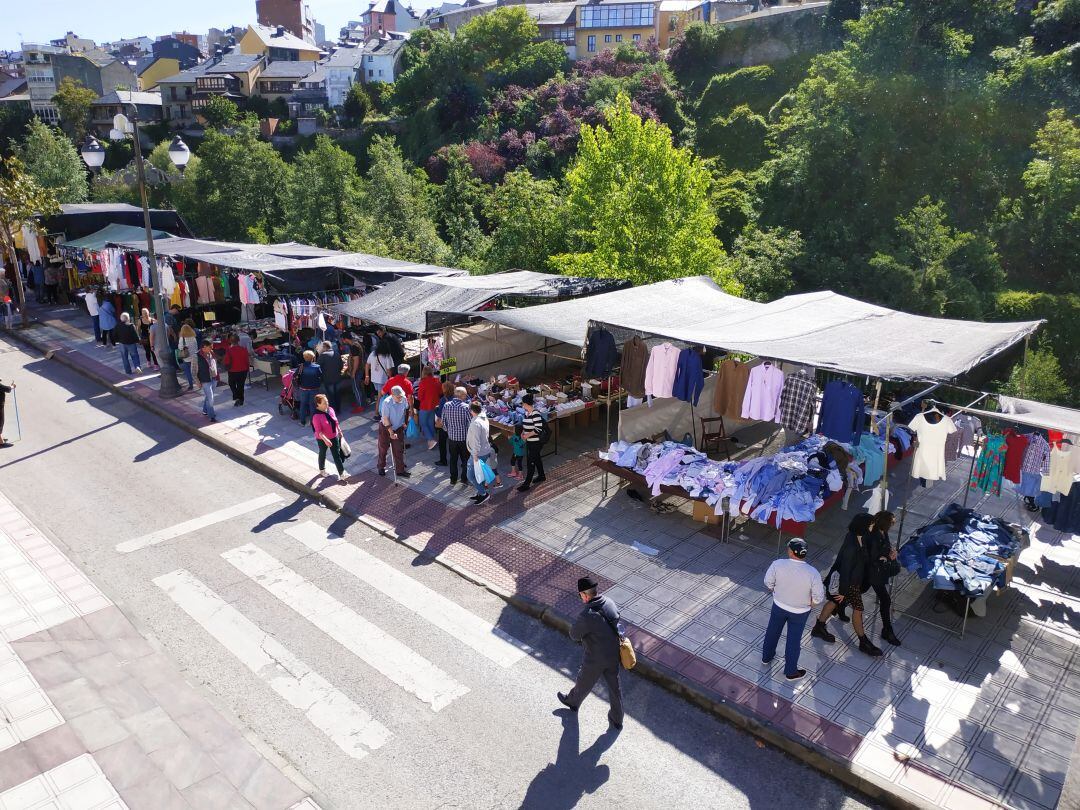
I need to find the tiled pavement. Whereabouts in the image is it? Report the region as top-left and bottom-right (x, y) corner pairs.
(0, 490), (323, 809)
(8, 307), (1080, 809)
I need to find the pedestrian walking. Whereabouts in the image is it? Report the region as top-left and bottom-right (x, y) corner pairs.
(196, 340), (218, 422)
(347, 335), (369, 414)
(317, 341), (343, 413)
(0, 275), (13, 330)
(509, 425), (526, 480)
(433, 381), (454, 466)
(0, 378), (14, 446)
(865, 511), (902, 646)
(98, 296), (117, 347)
(811, 513), (883, 656)
(416, 366), (441, 450)
(312, 393), (348, 479)
(517, 393), (547, 492)
(178, 320), (198, 390)
(43, 263), (59, 304)
(466, 400), (502, 504)
(762, 539), (826, 681)
(558, 577), (624, 729)
(296, 350), (323, 427)
(116, 312), (143, 375)
(441, 386), (471, 486)
(365, 342), (394, 421)
(138, 309), (158, 368)
(222, 334), (250, 406)
(83, 289), (101, 342)
(377, 385), (410, 478)
(30, 261), (44, 303)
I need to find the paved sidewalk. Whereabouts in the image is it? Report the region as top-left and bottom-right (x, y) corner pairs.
(0, 489), (323, 810)
(8, 306), (1080, 810)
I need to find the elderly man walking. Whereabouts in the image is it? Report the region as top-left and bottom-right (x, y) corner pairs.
(441, 386), (471, 487)
(378, 385), (411, 478)
(762, 538), (825, 681)
(558, 577), (625, 729)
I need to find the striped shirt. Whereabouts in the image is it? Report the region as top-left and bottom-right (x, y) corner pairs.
(522, 411), (545, 442)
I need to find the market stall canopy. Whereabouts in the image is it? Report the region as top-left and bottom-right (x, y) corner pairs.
(333, 272), (628, 334)
(962, 396), (1080, 435)
(61, 223), (171, 252)
(41, 203), (193, 240)
(476, 276), (756, 347)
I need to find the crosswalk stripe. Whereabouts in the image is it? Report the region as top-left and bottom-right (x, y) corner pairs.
(222, 544), (470, 712)
(284, 521), (529, 668)
(153, 569), (390, 758)
(117, 493), (284, 553)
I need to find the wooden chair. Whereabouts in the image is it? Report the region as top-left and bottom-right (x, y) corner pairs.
(699, 416), (732, 460)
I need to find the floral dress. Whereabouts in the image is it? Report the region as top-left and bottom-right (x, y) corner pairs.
(970, 434), (1007, 496)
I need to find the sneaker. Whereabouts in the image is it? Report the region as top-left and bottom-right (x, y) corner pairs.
(474, 493), (489, 505)
(493, 479), (505, 489)
(135, 367), (143, 373)
(810, 623), (836, 643)
(761, 656), (774, 665)
(785, 669), (807, 681)
(858, 637), (884, 657)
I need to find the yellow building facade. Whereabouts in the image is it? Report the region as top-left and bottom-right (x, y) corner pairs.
(574, 2), (656, 56)
(137, 57), (180, 90)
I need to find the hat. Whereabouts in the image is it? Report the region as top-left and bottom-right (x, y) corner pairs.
(397, 363), (410, 373)
(787, 539), (808, 558)
(577, 576), (598, 592)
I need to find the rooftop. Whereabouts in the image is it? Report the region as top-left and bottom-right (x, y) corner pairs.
(524, 2), (578, 25)
(658, 0), (702, 9)
(322, 46), (366, 67)
(203, 53), (264, 75)
(0, 77), (28, 99)
(92, 89), (162, 106)
(246, 23), (316, 52)
(362, 37), (407, 57)
(258, 60), (318, 79)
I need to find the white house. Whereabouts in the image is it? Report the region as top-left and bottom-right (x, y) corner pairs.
(321, 45), (365, 107)
(359, 35), (406, 84)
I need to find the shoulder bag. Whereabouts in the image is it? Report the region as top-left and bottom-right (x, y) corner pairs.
(597, 609), (636, 670)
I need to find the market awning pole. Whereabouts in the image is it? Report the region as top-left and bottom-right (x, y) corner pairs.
(1021, 335), (1031, 397)
(603, 372), (612, 499)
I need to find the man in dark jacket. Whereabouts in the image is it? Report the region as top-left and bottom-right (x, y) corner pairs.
(558, 577), (624, 729)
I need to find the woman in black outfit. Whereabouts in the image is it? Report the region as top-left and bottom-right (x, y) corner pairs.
(865, 510), (901, 646)
(811, 513), (883, 657)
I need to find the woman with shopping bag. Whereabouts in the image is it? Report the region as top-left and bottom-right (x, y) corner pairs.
(466, 400), (503, 505)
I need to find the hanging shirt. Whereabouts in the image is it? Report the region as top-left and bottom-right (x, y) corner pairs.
(713, 357), (750, 421)
(644, 342), (680, 399)
(817, 380), (865, 444)
(671, 348), (704, 406)
(584, 327), (619, 378)
(1020, 433), (1051, 476)
(1043, 446), (1078, 496)
(1002, 429), (1030, 484)
(971, 434), (1008, 496)
(777, 370), (817, 433)
(908, 412), (958, 481)
(741, 362), (784, 422)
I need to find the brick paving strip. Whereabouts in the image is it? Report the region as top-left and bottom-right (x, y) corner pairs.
(6, 314), (1049, 810)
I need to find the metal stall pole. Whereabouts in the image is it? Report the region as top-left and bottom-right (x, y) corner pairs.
(961, 435), (983, 509)
(603, 372), (613, 498)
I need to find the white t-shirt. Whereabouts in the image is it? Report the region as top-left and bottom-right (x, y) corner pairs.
(908, 412), (958, 481)
(83, 293), (99, 316)
(367, 351), (393, 386)
(764, 558), (825, 614)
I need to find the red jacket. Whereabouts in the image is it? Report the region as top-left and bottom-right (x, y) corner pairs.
(223, 345), (250, 372)
(382, 374), (414, 401)
(417, 376), (442, 411)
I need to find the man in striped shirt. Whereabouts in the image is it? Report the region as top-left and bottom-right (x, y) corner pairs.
(517, 393), (547, 492)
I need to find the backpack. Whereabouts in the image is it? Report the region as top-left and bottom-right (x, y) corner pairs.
(536, 414), (552, 446)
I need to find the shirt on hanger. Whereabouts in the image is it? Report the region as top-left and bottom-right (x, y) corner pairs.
(644, 342), (680, 399)
(817, 380), (865, 445)
(713, 357), (750, 421)
(908, 411), (958, 481)
(777, 370), (817, 434)
(741, 362), (784, 422)
(1002, 429), (1030, 484)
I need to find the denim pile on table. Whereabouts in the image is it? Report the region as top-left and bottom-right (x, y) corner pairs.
(600, 434), (847, 528)
(898, 502), (1022, 597)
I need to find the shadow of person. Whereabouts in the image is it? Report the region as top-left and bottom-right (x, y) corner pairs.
(520, 711), (618, 810)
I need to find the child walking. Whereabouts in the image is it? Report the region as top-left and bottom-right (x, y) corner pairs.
(509, 425), (526, 480)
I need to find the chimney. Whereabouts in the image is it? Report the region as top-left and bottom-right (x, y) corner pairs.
(275, 25), (286, 37)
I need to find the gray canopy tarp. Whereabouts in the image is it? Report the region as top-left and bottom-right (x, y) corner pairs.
(961, 396), (1080, 435)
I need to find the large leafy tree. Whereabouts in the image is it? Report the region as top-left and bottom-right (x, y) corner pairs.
(552, 94), (736, 290)
(280, 136), (370, 249)
(437, 147), (489, 271)
(199, 95), (239, 129)
(52, 77), (97, 143)
(11, 118), (88, 203)
(485, 169), (566, 273)
(183, 125), (290, 242)
(0, 157), (60, 324)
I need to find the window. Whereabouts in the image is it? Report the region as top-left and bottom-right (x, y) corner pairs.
(615, 34), (622, 42)
(668, 16), (677, 31)
(632, 33), (641, 41)
(604, 34), (611, 43)
(579, 3), (654, 29)
(378, 70), (383, 76)
(368, 68), (373, 77)
(367, 55), (373, 62)
(587, 34), (596, 52)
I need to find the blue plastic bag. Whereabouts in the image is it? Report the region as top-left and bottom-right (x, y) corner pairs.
(405, 417), (419, 439)
(474, 459), (496, 485)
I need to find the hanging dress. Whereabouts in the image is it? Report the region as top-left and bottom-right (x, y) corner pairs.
(908, 412), (957, 481)
(970, 434), (1007, 496)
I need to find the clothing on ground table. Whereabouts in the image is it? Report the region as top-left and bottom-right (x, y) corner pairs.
(643, 342), (680, 399)
(712, 358), (751, 420)
(777, 370), (818, 434)
(671, 348), (704, 406)
(741, 362), (785, 422)
(907, 412), (958, 482)
(970, 434), (1008, 496)
(620, 336), (648, 399)
(584, 327), (618, 378)
(1002, 429), (1030, 484)
(816, 380), (864, 445)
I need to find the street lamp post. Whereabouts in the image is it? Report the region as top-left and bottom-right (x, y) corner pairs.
(81, 113), (189, 399)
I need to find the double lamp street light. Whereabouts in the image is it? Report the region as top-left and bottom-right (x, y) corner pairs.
(80, 109), (189, 399)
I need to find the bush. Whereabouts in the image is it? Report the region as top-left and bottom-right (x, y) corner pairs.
(994, 290), (1080, 392)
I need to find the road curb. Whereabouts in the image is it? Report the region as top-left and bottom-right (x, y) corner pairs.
(15, 328), (940, 810)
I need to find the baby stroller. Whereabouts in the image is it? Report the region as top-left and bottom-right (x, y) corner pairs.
(278, 368), (299, 418)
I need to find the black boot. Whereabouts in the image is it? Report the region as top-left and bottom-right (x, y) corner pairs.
(858, 635), (884, 657)
(835, 606), (850, 623)
(810, 621), (836, 643)
(881, 627), (902, 646)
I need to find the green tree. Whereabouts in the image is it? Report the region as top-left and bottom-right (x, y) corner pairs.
(362, 135), (449, 263)
(485, 168), (566, 273)
(343, 82), (371, 125)
(280, 135), (370, 249)
(183, 125), (290, 242)
(552, 94), (736, 290)
(200, 95), (238, 129)
(437, 147), (490, 271)
(11, 118), (88, 203)
(0, 105), (33, 159)
(52, 77), (97, 143)
(1000, 345), (1072, 405)
(1032, 0), (1080, 53)
(0, 157), (60, 324)
(730, 226), (801, 302)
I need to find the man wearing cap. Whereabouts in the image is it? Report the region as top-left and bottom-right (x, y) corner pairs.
(378, 385), (411, 478)
(762, 539), (825, 681)
(558, 577), (624, 729)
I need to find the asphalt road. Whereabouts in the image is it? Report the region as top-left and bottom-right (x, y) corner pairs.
(0, 334), (877, 810)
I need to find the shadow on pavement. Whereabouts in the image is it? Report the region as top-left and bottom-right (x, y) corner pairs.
(520, 712), (615, 810)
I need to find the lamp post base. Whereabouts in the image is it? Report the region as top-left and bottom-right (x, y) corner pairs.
(151, 320), (182, 399)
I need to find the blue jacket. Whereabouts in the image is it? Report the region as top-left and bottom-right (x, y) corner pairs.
(297, 361), (323, 390)
(98, 301), (117, 330)
(671, 348), (704, 406)
(584, 328), (618, 378)
(817, 380), (864, 444)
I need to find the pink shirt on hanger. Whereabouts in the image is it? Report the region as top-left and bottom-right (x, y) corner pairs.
(644, 342), (681, 398)
(741, 362), (785, 421)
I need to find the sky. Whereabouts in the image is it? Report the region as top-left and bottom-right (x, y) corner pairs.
(2, 0), (439, 52)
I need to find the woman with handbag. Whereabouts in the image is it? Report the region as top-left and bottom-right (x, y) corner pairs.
(177, 321), (198, 391)
(865, 511), (902, 646)
(810, 513), (883, 657)
(312, 394), (348, 480)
